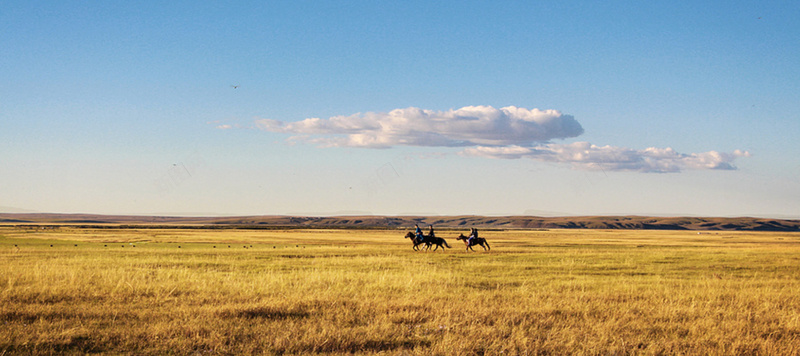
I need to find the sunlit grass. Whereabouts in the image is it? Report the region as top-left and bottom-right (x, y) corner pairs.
(2, 226), (799, 354)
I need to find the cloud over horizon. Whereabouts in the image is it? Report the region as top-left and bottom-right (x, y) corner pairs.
(250, 105), (749, 173)
(462, 142), (751, 173)
(255, 106), (584, 148)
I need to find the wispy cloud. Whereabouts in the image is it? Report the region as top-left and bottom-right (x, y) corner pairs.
(208, 120), (242, 130)
(462, 142), (751, 173)
(252, 105), (749, 173)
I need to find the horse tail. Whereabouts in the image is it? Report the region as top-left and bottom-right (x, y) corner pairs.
(444, 239), (451, 248)
(485, 240), (490, 250)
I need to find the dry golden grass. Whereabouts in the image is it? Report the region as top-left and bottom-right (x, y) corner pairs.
(1, 226), (800, 355)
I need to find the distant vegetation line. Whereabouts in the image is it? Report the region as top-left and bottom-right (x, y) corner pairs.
(1, 213), (799, 231)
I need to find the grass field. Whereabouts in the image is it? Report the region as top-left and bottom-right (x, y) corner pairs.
(1, 226), (800, 355)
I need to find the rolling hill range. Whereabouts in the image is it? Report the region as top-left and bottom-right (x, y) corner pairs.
(1, 213), (799, 231)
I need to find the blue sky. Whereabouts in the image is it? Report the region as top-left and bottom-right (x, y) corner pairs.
(2, 1), (799, 217)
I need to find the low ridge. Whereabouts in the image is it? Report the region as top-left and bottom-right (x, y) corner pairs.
(1, 213), (799, 231)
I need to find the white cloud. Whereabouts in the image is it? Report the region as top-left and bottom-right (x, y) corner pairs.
(251, 105), (750, 173)
(461, 142), (751, 173)
(255, 105), (584, 148)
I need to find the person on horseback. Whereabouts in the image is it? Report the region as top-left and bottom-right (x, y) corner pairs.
(468, 228), (478, 246)
(415, 224), (424, 243)
(428, 225), (435, 238)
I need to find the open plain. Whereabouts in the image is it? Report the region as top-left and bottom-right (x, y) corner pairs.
(1, 225), (799, 355)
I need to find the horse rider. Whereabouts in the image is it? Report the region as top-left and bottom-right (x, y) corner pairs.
(428, 225), (435, 238)
(468, 227), (478, 245)
(415, 224), (424, 243)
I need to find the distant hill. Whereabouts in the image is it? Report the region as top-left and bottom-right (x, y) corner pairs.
(1, 213), (799, 231)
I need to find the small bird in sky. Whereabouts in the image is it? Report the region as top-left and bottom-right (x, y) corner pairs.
(231, 85), (240, 89)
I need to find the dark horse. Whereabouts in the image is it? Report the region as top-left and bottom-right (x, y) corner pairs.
(404, 231), (427, 251)
(456, 233), (491, 251)
(404, 232), (451, 251)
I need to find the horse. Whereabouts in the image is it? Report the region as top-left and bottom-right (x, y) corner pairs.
(424, 235), (451, 251)
(456, 233), (491, 251)
(404, 232), (451, 251)
(404, 231), (427, 251)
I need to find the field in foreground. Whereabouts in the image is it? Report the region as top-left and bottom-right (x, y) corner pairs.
(1, 227), (800, 355)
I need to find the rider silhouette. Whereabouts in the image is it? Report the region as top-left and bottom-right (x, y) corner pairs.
(468, 228), (478, 245)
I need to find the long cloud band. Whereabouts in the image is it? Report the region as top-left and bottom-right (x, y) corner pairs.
(249, 105), (748, 173)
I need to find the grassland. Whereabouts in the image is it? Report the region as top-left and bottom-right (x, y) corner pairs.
(1, 226), (799, 355)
